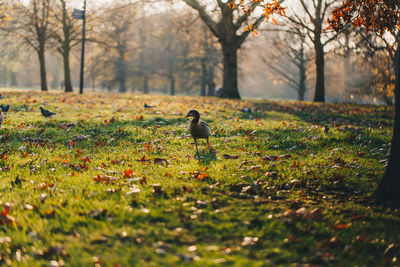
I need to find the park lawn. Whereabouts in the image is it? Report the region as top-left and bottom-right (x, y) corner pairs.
(0, 91), (398, 266)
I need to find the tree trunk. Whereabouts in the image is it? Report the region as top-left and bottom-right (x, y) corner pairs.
(299, 59), (306, 101)
(117, 49), (127, 93)
(221, 44), (240, 99)
(63, 46), (73, 92)
(38, 46), (48, 91)
(143, 75), (149, 94)
(313, 39), (325, 102)
(170, 74), (175, 96)
(118, 66), (126, 93)
(92, 75), (96, 92)
(207, 65), (216, 96)
(201, 60), (207, 96)
(299, 73), (306, 101)
(375, 47), (400, 206)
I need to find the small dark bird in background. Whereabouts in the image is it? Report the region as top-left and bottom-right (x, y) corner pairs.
(185, 110), (212, 152)
(0, 108), (4, 128)
(240, 107), (252, 113)
(144, 103), (155, 108)
(0, 104), (10, 113)
(40, 107), (56, 117)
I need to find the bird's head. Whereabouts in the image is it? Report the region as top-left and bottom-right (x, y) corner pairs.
(185, 110), (200, 118)
(40, 107), (43, 110)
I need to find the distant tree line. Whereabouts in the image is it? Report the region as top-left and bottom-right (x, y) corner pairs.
(0, 0), (396, 105)
(0, 0), (221, 96)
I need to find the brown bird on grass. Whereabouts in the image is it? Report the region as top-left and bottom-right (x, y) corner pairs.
(185, 110), (212, 152)
(0, 108), (4, 128)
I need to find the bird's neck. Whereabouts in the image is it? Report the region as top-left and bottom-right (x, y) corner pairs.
(191, 117), (200, 124)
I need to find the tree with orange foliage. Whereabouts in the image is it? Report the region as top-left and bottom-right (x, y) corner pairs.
(328, 0), (400, 205)
(183, 0), (285, 99)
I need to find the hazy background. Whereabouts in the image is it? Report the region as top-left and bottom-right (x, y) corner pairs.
(0, 0), (394, 104)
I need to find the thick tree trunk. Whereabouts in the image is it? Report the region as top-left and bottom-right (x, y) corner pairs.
(313, 39), (325, 102)
(207, 65), (216, 96)
(299, 60), (306, 101)
(170, 74), (175, 96)
(117, 64), (126, 93)
(201, 60), (207, 96)
(221, 44), (240, 99)
(298, 76), (306, 101)
(376, 47), (400, 206)
(38, 46), (48, 91)
(63, 47), (73, 92)
(117, 51), (127, 93)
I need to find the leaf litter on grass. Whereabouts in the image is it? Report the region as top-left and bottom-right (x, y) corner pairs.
(0, 91), (397, 266)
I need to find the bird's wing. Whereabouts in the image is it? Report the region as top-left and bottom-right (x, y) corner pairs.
(200, 121), (209, 127)
(200, 121), (211, 136)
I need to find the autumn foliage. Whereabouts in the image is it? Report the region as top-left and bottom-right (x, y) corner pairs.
(328, 0), (400, 33)
(229, 0), (286, 34)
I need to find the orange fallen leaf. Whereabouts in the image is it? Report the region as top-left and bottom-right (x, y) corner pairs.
(334, 223), (351, 229)
(124, 169), (134, 178)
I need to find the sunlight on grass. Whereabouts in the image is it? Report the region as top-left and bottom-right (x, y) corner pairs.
(0, 91), (397, 266)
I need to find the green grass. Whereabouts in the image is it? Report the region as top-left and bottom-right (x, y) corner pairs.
(0, 91), (398, 266)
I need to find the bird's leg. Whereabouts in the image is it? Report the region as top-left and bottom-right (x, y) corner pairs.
(207, 138), (212, 151)
(194, 138), (199, 152)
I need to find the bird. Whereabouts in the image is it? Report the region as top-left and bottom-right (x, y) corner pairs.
(185, 110), (212, 152)
(0, 104), (10, 113)
(40, 107), (56, 117)
(144, 103), (155, 108)
(240, 107), (252, 113)
(0, 108), (4, 128)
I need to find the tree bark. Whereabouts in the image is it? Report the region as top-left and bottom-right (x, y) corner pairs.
(299, 66), (306, 101)
(221, 44), (240, 99)
(207, 65), (216, 96)
(117, 48), (127, 93)
(63, 46), (73, 92)
(117, 65), (126, 93)
(313, 38), (325, 102)
(38, 46), (48, 91)
(376, 47), (400, 206)
(298, 46), (307, 101)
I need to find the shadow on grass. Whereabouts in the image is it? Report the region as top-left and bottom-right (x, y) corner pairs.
(194, 151), (217, 165)
(252, 101), (394, 128)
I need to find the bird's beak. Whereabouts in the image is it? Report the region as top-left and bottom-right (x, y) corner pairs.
(185, 114), (190, 118)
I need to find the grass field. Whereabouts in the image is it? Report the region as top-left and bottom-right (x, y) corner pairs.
(0, 91), (398, 266)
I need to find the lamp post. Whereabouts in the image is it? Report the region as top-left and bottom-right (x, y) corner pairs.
(73, 0), (86, 95)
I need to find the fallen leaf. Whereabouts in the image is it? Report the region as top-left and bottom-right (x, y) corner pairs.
(334, 223), (351, 229)
(222, 154), (239, 159)
(154, 158), (168, 166)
